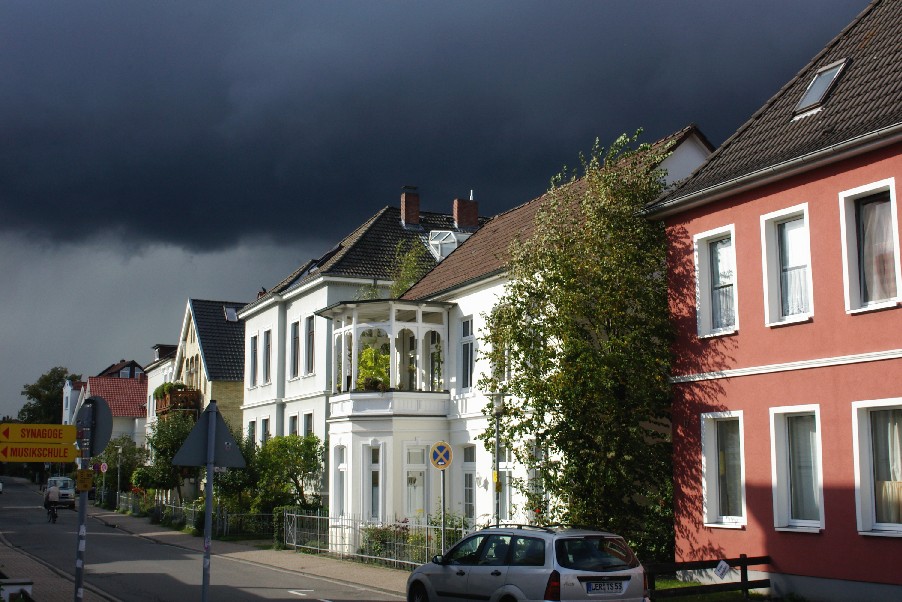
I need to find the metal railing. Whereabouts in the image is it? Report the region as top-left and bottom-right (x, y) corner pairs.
(110, 493), (273, 539)
(283, 510), (474, 569)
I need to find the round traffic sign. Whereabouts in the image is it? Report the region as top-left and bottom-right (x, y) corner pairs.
(430, 441), (453, 470)
(100, 462), (108, 473)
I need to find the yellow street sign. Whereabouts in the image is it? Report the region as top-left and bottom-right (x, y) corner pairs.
(76, 469), (93, 491)
(0, 442), (78, 462)
(0, 423), (76, 445)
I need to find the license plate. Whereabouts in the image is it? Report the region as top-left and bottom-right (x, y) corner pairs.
(586, 581), (623, 594)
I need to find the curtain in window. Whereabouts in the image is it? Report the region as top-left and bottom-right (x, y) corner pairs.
(871, 408), (902, 524)
(779, 218), (809, 316)
(407, 470), (425, 516)
(710, 238), (735, 329)
(717, 419), (741, 517)
(859, 194), (897, 304)
(788, 414), (819, 521)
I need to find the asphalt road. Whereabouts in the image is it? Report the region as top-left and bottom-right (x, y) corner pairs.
(0, 477), (402, 601)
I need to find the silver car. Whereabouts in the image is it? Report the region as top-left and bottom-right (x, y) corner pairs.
(407, 525), (648, 602)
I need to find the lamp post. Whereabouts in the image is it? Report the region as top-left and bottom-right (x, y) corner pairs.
(116, 446), (122, 510)
(492, 392), (505, 526)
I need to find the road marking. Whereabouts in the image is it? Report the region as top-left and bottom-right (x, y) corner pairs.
(289, 591), (313, 597)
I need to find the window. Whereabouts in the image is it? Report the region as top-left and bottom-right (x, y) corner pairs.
(305, 316), (315, 374)
(795, 59), (847, 113)
(510, 536), (545, 567)
(334, 446), (346, 516)
(478, 534), (512, 566)
(303, 412), (313, 437)
(261, 418), (270, 443)
(288, 415), (298, 436)
(840, 179), (900, 312)
(461, 317), (475, 390)
(498, 446), (513, 521)
(119, 367), (130, 378)
(852, 399), (902, 534)
(249, 335), (258, 386)
(263, 330), (272, 383)
(701, 411), (746, 526)
(369, 445), (381, 520)
(463, 445), (476, 522)
(445, 534), (487, 566)
(290, 321), (300, 379)
(406, 447), (427, 517)
(761, 206), (813, 325)
(694, 226), (738, 336)
(247, 420), (256, 443)
(770, 406), (823, 529)
(428, 331), (444, 391)
(224, 306), (239, 322)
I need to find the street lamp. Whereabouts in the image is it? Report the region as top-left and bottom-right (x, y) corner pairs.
(492, 392), (505, 526)
(116, 446), (122, 510)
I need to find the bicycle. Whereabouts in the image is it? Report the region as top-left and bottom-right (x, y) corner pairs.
(47, 504), (58, 523)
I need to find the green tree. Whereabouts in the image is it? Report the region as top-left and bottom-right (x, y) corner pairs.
(253, 434), (325, 513)
(478, 132), (674, 560)
(214, 429), (259, 512)
(389, 239), (430, 297)
(18, 366), (81, 424)
(146, 412), (197, 501)
(95, 435), (148, 494)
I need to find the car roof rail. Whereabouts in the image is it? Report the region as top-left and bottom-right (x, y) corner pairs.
(483, 523), (556, 533)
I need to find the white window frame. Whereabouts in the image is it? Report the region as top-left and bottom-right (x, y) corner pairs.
(366, 443), (384, 521)
(760, 204), (814, 326)
(303, 412), (313, 437)
(288, 414), (298, 436)
(405, 445), (428, 518)
(769, 405), (824, 531)
(247, 420), (256, 443)
(249, 334), (258, 387)
(701, 410), (746, 527)
(261, 417), (270, 444)
(305, 316), (316, 375)
(694, 225), (739, 337)
(852, 398), (902, 536)
(839, 178), (901, 313)
(461, 316), (475, 391)
(290, 320), (300, 379)
(263, 329), (272, 384)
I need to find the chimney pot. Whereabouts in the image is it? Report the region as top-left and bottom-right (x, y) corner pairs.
(453, 198), (479, 229)
(401, 185), (420, 226)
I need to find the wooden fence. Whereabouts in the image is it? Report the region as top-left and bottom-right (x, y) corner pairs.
(646, 554), (771, 600)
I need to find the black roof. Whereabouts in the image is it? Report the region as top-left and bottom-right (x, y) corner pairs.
(190, 299), (247, 381)
(242, 205), (488, 313)
(649, 0), (902, 215)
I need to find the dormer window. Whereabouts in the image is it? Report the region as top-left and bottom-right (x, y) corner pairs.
(795, 59), (847, 113)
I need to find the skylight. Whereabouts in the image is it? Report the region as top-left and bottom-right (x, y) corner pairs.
(224, 306), (238, 322)
(795, 59), (847, 113)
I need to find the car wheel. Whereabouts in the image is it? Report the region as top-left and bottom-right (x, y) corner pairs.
(408, 582), (428, 602)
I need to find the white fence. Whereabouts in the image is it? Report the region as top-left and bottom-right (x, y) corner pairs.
(284, 511), (474, 569)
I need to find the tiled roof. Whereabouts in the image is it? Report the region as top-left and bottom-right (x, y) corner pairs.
(190, 299), (247, 381)
(87, 376), (146, 418)
(403, 127), (698, 301)
(242, 205), (488, 313)
(650, 0), (902, 214)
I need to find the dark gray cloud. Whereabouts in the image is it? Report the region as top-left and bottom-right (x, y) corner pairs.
(1, 0), (867, 252)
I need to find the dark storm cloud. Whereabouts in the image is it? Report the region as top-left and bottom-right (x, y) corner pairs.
(0, 0), (867, 252)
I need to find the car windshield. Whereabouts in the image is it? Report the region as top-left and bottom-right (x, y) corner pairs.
(555, 536), (639, 571)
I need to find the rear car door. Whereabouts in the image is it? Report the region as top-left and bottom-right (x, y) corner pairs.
(465, 534), (512, 600)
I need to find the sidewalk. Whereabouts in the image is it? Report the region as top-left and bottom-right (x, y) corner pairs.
(0, 482), (408, 600)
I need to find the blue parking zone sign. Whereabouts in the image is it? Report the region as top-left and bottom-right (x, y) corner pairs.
(430, 441), (452, 470)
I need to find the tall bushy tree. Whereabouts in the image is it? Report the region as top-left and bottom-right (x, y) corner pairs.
(147, 411), (197, 501)
(479, 133), (673, 559)
(19, 366), (81, 424)
(214, 430), (259, 512)
(253, 434), (325, 513)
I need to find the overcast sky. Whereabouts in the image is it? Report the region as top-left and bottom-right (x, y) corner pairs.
(0, 0), (868, 418)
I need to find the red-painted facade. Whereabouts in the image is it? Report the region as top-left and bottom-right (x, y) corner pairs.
(665, 143), (902, 586)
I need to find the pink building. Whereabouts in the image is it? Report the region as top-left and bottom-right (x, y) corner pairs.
(648, 1), (902, 599)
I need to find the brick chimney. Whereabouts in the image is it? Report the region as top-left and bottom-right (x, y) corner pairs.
(453, 197), (479, 229)
(401, 186), (420, 226)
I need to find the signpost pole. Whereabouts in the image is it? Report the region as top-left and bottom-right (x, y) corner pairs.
(201, 401), (217, 602)
(73, 405), (92, 602)
(441, 469), (446, 552)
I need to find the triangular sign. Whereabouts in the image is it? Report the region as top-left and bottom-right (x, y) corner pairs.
(172, 402), (246, 468)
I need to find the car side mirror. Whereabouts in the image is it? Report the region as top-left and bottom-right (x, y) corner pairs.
(432, 554), (446, 565)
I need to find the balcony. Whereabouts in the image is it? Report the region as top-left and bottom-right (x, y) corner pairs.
(317, 299), (453, 418)
(155, 389), (202, 418)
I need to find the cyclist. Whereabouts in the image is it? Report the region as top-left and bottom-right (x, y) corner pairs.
(44, 482), (60, 523)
